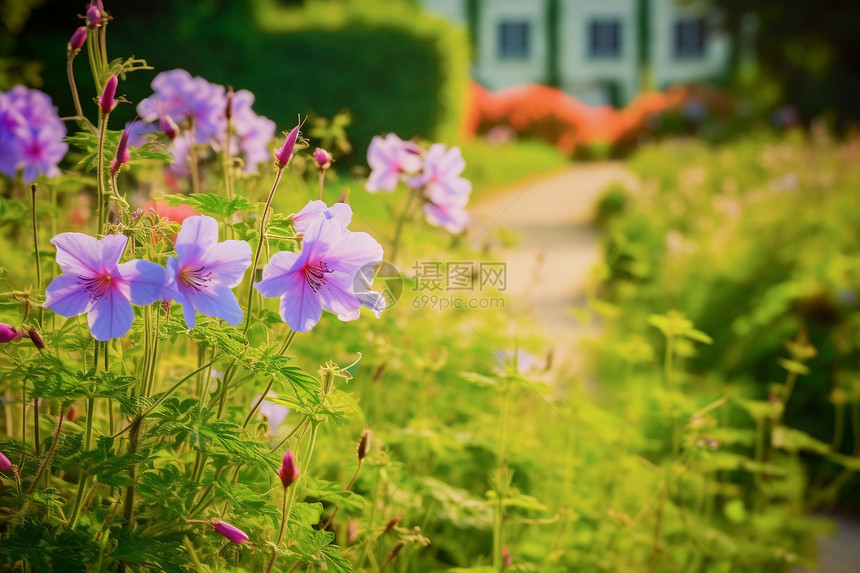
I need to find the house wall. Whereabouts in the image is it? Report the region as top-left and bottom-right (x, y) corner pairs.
(420, 0), (468, 27)
(650, 0), (730, 89)
(558, 0), (639, 105)
(419, 0), (732, 105)
(473, 0), (549, 89)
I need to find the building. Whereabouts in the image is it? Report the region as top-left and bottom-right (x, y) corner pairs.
(421, 0), (731, 106)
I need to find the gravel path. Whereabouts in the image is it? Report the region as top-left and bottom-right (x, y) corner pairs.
(468, 161), (637, 368)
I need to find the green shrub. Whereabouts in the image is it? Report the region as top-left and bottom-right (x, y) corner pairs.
(11, 0), (471, 161)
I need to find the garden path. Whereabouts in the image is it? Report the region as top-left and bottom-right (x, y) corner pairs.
(468, 160), (637, 369)
(469, 160), (858, 573)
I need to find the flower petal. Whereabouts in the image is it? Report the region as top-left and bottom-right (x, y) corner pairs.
(188, 284), (244, 325)
(279, 280), (323, 333)
(329, 231), (384, 276)
(115, 259), (166, 306)
(318, 272), (362, 321)
(199, 240), (252, 287)
(255, 251), (301, 298)
(87, 288), (134, 341)
(44, 273), (93, 317)
(175, 215), (218, 264)
(51, 233), (103, 275)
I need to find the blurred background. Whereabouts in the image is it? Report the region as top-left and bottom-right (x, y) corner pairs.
(3, 1), (860, 570)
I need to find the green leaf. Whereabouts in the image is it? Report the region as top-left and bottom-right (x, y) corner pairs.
(772, 426), (831, 455)
(304, 476), (369, 514)
(778, 358), (811, 376)
(156, 193), (254, 219)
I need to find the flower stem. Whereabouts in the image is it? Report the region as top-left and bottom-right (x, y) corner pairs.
(65, 53), (96, 134)
(390, 187), (419, 263)
(243, 167), (285, 334)
(67, 395), (96, 529)
(26, 409), (65, 493)
(96, 113), (109, 235)
(242, 331), (296, 429)
(30, 184), (43, 326)
(317, 170), (325, 201)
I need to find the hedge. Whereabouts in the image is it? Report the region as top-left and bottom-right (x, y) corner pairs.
(12, 0), (471, 162)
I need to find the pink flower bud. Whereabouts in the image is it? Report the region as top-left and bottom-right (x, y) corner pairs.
(99, 75), (118, 115)
(274, 125), (300, 169)
(110, 126), (131, 175)
(212, 519), (249, 544)
(0, 451), (11, 471)
(86, 4), (102, 27)
(0, 323), (22, 343)
(226, 86), (234, 121)
(158, 103), (179, 140)
(278, 450), (299, 489)
(314, 147), (332, 170)
(502, 547), (513, 567)
(357, 428), (371, 461)
(67, 405), (77, 422)
(68, 27), (87, 52)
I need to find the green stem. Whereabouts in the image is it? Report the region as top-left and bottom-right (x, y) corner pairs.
(96, 113), (109, 235)
(389, 187), (419, 263)
(317, 170), (324, 201)
(664, 335), (678, 458)
(67, 395), (96, 529)
(65, 53), (96, 133)
(31, 184), (42, 326)
(26, 410), (65, 493)
(243, 331), (296, 429)
(243, 167), (285, 334)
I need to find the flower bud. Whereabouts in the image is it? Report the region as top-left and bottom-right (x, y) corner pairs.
(278, 450), (299, 489)
(314, 147), (332, 170)
(26, 326), (45, 350)
(0, 323), (22, 343)
(68, 27), (87, 52)
(0, 451), (12, 471)
(67, 405), (77, 422)
(87, 4), (102, 28)
(502, 547), (513, 567)
(274, 124), (300, 169)
(226, 86), (234, 122)
(212, 519), (249, 544)
(383, 514), (402, 534)
(357, 428), (371, 461)
(110, 126), (131, 176)
(99, 75), (118, 115)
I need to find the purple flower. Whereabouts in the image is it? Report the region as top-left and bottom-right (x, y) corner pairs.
(212, 519), (249, 544)
(68, 27), (87, 52)
(216, 89), (275, 174)
(0, 451), (11, 471)
(167, 131), (193, 177)
(278, 450), (299, 489)
(365, 133), (422, 193)
(164, 215), (251, 329)
(254, 217), (383, 332)
(291, 200), (352, 234)
(314, 147), (332, 170)
(0, 323), (23, 343)
(275, 124), (300, 169)
(44, 233), (166, 341)
(412, 144), (471, 233)
(99, 75), (118, 115)
(137, 69), (227, 144)
(0, 86), (68, 183)
(257, 391), (289, 433)
(86, 3), (102, 27)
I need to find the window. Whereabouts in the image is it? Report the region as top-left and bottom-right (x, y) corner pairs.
(589, 19), (622, 58)
(674, 18), (707, 59)
(498, 21), (530, 59)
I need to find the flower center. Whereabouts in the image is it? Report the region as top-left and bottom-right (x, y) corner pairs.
(179, 265), (213, 293)
(79, 273), (112, 302)
(304, 261), (333, 293)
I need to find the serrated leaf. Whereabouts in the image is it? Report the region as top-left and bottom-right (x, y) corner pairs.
(156, 193), (254, 219)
